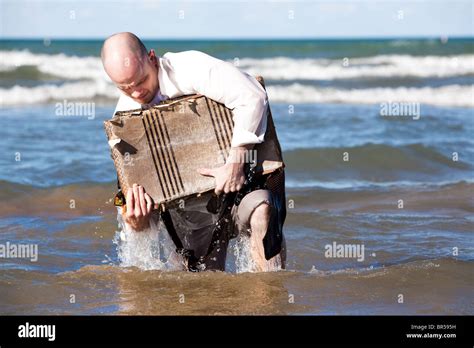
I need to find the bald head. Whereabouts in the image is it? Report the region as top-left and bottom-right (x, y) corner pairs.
(101, 32), (147, 64)
(101, 32), (148, 81)
(101, 32), (159, 104)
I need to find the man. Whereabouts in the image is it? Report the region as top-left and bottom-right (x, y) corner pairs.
(101, 32), (286, 272)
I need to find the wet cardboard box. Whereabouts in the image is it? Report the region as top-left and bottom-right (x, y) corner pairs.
(104, 76), (284, 208)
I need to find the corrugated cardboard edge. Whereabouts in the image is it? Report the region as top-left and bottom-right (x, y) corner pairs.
(104, 121), (127, 196)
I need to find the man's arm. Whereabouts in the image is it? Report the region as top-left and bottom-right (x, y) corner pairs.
(168, 50), (268, 148)
(167, 51), (268, 194)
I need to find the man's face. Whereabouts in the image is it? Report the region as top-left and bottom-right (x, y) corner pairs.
(108, 51), (159, 105)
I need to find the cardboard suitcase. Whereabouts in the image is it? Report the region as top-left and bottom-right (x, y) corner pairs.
(104, 76), (284, 209)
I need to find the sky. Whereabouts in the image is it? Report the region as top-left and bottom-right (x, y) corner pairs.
(0, 0), (473, 39)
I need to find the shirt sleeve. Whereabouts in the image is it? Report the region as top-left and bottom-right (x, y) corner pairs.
(165, 51), (268, 147)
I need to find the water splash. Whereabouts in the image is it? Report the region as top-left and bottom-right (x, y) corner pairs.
(232, 233), (257, 273)
(113, 209), (184, 271)
(114, 208), (285, 273)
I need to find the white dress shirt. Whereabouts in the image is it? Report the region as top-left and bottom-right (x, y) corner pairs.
(114, 50), (268, 147)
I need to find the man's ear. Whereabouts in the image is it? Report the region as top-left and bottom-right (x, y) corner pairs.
(148, 49), (158, 68)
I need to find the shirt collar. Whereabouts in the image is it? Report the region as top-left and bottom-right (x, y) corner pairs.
(140, 57), (168, 109)
(157, 55), (180, 99)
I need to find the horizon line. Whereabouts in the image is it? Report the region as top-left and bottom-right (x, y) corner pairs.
(1, 35), (473, 41)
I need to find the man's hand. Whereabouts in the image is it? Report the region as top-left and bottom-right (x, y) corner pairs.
(198, 146), (252, 195)
(123, 183), (153, 231)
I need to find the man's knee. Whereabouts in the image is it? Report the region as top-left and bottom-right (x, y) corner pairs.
(249, 202), (271, 233)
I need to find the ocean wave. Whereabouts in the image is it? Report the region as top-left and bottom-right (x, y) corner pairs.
(285, 178), (474, 190)
(0, 178), (472, 220)
(1, 50), (473, 82)
(266, 83), (474, 107)
(0, 80), (119, 105)
(283, 143), (471, 176)
(1, 80), (471, 107)
(308, 257), (472, 277)
(1, 50), (472, 107)
(0, 50), (108, 80)
(237, 54), (474, 80)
